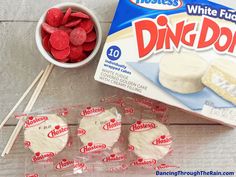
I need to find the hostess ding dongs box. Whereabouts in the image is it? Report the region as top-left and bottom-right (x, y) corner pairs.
(95, 0), (236, 127)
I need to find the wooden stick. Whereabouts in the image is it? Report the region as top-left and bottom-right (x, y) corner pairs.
(0, 70), (44, 131)
(24, 65), (52, 112)
(1, 67), (47, 157)
(7, 64), (54, 154)
(3, 64), (53, 156)
(1, 64), (54, 156)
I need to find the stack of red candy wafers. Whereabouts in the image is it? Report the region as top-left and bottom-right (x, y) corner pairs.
(41, 8), (97, 63)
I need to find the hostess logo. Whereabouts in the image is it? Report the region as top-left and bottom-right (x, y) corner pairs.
(47, 125), (69, 138)
(130, 120), (156, 132)
(24, 116), (48, 128)
(80, 107), (105, 117)
(130, 0), (183, 10)
(80, 142), (107, 154)
(31, 152), (55, 162)
(130, 158), (157, 166)
(55, 159), (74, 170)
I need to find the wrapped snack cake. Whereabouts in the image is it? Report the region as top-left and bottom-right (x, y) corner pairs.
(129, 119), (172, 165)
(78, 107), (122, 153)
(24, 114), (69, 162)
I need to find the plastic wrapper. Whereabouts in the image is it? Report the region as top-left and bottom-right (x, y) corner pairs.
(14, 96), (178, 176)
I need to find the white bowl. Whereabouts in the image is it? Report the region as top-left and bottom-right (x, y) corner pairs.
(36, 2), (102, 68)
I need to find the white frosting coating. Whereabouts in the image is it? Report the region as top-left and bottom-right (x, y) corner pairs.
(79, 107), (121, 148)
(159, 52), (208, 94)
(24, 114), (69, 154)
(129, 119), (171, 160)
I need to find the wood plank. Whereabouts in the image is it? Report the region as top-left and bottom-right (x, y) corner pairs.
(0, 0), (235, 22)
(0, 1), (236, 177)
(0, 22), (216, 125)
(0, 125), (235, 176)
(0, 0), (118, 22)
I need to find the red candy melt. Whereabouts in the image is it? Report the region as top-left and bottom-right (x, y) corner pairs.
(71, 12), (90, 19)
(41, 7), (97, 63)
(41, 28), (47, 38)
(42, 22), (58, 34)
(79, 19), (94, 33)
(70, 52), (87, 63)
(60, 57), (70, 63)
(46, 8), (63, 27)
(65, 19), (82, 28)
(51, 47), (70, 60)
(59, 26), (72, 35)
(85, 31), (97, 42)
(69, 45), (83, 59)
(83, 41), (96, 52)
(70, 27), (87, 46)
(42, 35), (51, 52)
(49, 30), (69, 50)
(61, 8), (72, 25)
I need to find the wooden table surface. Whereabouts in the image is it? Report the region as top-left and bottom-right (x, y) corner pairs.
(0, 0), (236, 176)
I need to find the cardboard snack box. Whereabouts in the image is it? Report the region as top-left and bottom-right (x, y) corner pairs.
(95, 0), (236, 127)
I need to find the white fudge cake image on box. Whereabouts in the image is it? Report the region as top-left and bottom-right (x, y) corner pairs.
(129, 119), (172, 160)
(24, 114), (69, 155)
(159, 52), (209, 94)
(79, 107), (122, 149)
(202, 59), (236, 105)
